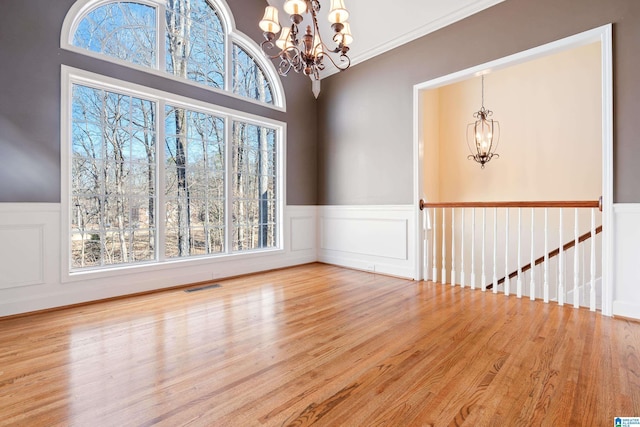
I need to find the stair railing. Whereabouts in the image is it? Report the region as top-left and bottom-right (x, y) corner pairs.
(420, 200), (602, 311)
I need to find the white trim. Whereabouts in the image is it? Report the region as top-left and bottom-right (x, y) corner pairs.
(612, 203), (640, 320)
(0, 203), (316, 317)
(600, 24), (614, 317)
(412, 24), (614, 314)
(413, 79), (424, 281)
(60, 0), (286, 111)
(321, 0), (506, 79)
(61, 65), (286, 282)
(317, 205), (416, 279)
(613, 301), (640, 320)
(60, 0), (163, 47)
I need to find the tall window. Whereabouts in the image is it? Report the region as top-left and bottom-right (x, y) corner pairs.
(71, 85), (157, 268)
(64, 0), (284, 272)
(232, 121), (277, 251)
(164, 106), (225, 258)
(66, 0), (279, 107)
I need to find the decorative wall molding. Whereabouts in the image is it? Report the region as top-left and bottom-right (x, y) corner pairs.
(0, 204), (60, 290)
(2, 202), (636, 320)
(0, 225), (44, 289)
(317, 205), (416, 279)
(0, 204), (316, 317)
(613, 203), (640, 320)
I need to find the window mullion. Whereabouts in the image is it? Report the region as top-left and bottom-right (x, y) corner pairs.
(226, 34), (232, 93)
(157, 2), (166, 72)
(100, 89), (107, 267)
(225, 116), (232, 254)
(157, 99), (167, 262)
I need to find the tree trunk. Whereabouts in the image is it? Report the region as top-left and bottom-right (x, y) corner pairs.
(167, 0), (192, 256)
(175, 109), (190, 256)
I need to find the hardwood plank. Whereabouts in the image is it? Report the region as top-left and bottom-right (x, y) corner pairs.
(0, 263), (638, 426)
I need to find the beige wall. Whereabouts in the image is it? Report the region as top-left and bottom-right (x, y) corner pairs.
(422, 90), (440, 203)
(423, 42), (601, 203)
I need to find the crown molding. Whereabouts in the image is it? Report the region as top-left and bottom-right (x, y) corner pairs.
(321, 0), (505, 78)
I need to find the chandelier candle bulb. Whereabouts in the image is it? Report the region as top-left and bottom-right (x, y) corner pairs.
(328, 0), (349, 24)
(259, 6), (280, 34)
(276, 27), (293, 50)
(336, 22), (353, 46)
(283, 0), (307, 16)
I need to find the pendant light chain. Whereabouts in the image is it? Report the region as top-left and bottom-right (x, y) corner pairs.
(481, 74), (485, 109)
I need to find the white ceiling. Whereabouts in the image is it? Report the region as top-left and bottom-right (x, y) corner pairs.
(266, 0), (505, 77)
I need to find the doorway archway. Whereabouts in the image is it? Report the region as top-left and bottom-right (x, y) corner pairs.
(412, 24), (613, 315)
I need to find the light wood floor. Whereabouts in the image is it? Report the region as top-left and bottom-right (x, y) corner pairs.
(1, 263), (638, 426)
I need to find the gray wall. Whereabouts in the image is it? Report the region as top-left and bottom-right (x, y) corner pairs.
(318, 0), (639, 205)
(0, 0), (317, 205)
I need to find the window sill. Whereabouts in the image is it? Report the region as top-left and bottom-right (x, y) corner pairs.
(62, 246), (284, 284)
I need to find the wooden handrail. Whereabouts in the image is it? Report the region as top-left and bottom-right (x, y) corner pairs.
(420, 200), (600, 210)
(487, 225), (603, 289)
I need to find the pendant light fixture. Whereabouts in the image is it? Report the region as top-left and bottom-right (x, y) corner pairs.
(259, 0), (353, 97)
(467, 74), (500, 168)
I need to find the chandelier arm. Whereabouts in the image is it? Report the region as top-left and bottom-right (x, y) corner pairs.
(290, 22), (299, 46)
(277, 51), (296, 76)
(308, 0), (321, 14)
(320, 50), (351, 71)
(261, 39), (291, 61)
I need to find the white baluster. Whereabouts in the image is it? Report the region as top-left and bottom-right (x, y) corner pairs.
(590, 208), (596, 311)
(517, 208), (522, 298)
(493, 207), (498, 294)
(451, 208), (456, 287)
(558, 208), (564, 306)
(530, 208), (536, 301)
(432, 208), (437, 283)
(461, 208), (465, 288)
(544, 208), (549, 303)
(441, 208), (446, 284)
(471, 208), (476, 289)
(504, 208), (510, 296)
(574, 208), (580, 308)
(481, 208), (486, 292)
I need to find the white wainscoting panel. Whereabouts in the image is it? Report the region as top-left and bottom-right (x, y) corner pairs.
(613, 203), (640, 320)
(0, 204), (58, 290)
(0, 204), (317, 317)
(318, 205), (416, 279)
(290, 215), (315, 252)
(0, 225), (44, 288)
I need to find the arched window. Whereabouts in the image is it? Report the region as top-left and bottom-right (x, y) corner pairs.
(233, 43), (273, 104)
(165, 0), (226, 89)
(61, 0), (285, 274)
(72, 2), (157, 67)
(63, 0), (284, 108)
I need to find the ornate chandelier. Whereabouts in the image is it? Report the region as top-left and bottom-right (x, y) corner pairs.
(467, 74), (500, 168)
(259, 0), (353, 89)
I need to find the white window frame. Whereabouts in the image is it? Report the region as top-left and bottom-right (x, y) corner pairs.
(60, 0), (286, 111)
(61, 65), (286, 282)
